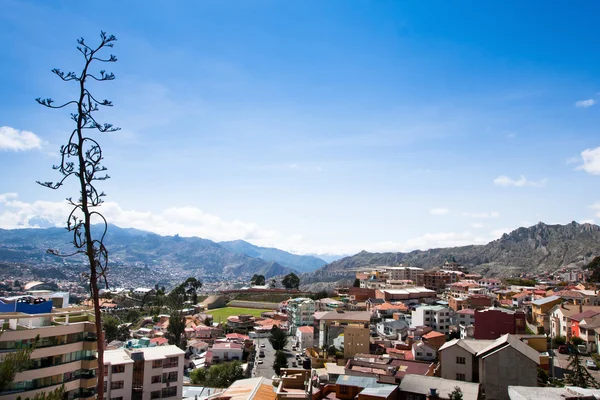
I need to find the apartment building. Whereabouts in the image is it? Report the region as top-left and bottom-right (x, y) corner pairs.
(416, 272), (449, 292)
(103, 345), (185, 400)
(315, 311), (370, 357)
(287, 298), (315, 335)
(411, 305), (452, 334)
(0, 301), (98, 400)
(382, 266), (424, 281)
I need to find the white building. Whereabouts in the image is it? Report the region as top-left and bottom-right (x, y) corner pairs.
(296, 326), (314, 349)
(411, 305), (452, 334)
(383, 266), (424, 282)
(209, 342), (243, 364)
(132, 288), (155, 298)
(103, 345), (185, 400)
(412, 341), (437, 361)
(287, 298), (315, 335)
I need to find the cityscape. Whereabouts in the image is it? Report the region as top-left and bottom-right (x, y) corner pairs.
(2, 2), (600, 400)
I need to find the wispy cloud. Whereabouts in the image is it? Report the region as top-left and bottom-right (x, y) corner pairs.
(493, 175), (547, 188)
(578, 147), (600, 175)
(462, 211), (500, 219)
(471, 223), (484, 228)
(429, 208), (450, 215)
(0, 126), (42, 151)
(575, 99), (597, 108)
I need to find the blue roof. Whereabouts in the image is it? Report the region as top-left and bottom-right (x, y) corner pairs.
(336, 375), (388, 388)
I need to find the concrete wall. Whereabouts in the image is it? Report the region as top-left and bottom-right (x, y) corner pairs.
(344, 326), (370, 359)
(227, 300), (278, 309)
(440, 345), (477, 382)
(479, 346), (537, 400)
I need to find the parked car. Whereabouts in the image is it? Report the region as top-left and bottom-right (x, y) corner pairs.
(586, 360), (598, 370)
(258, 360), (263, 364)
(578, 344), (589, 355)
(260, 344), (265, 348)
(292, 361), (297, 367)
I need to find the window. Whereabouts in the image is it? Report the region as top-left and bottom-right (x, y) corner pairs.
(163, 357), (179, 368)
(456, 373), (466, 381)
(111, 397), (123, 400)
(339, 386), (349, 394)
(152, 360), (163, 368)
(427, 353), (433, 357)
(112, 365), (125, 374)
(111, 381), (124, 390)
(152, 375), (161, 384)
(456, 357), (466, 365)
(162, 371), (178, 383)
(161, 387), (177, 398)
(151, 391), (161, 399)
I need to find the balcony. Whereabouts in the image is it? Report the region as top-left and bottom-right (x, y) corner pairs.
(82, 341), (97, 351)
(80, 376), (97, 388)
(81, 358), (98, 370)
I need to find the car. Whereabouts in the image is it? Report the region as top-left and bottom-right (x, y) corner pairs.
(558, 345), (569, 354)
(259, 351), (265, 357)
(292, 361), (297, 367)
(257, 360), (263, 364)
(260, 344), (265, 348)
(586, 360), (598, 370)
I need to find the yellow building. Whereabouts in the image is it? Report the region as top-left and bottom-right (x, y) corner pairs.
(0, 303), (97, 400)
(531, 295), (563, 333)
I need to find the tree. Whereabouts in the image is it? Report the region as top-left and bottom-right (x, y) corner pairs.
(251, 274), (266, 286)
(116, 324), (131, 342)
(273, 350), (288, 375)
(269, 325), (289, 350)
(103, 315), (120, 342)
(190, 361), (245, 387)
(270, 279), (277, 289)
(282, 273), (300, 290)
(353, 278), (361, 287)
(25, 385), (65, 400)
(0, 345), (34, 392)
(447, 387), (463, 400)
(125, 309), (141, 323)
(166, 310), (186, 350)
(565, 351), (599, 388)
(36, 31), (119, 400)
(184, 277), (202, 304)
(586, 256), (600, 282)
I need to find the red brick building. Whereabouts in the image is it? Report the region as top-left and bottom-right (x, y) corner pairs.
(474, 307), (526, 339)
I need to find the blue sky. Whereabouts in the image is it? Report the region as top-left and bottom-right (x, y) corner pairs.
(1, 1), (600, 255)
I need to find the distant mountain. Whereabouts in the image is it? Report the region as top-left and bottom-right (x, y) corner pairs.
(306, 221), (600, 282)
(0, 225), (296, 285)
(219, 239), (327, 273)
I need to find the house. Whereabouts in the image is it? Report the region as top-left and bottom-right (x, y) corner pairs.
(131, 287), (155, 298)
(512, 291), (532, 309)
(366, 298), (386, 311)
(439, 334), (539, 400)
(226, 314), (256, 331)
(187, 340), (209, 355)
(399, 375), (481, 400)
(296, 326), (314, 349)
(334, 375), (397, 400)
(209, 377), (275, 400)
(474, 308), (526, 340)
(531, 295), (563, 333)
(376, 287), (437, 302)
(315, 311), (371, 358)
(449, 294), (493, 312)
(209, 342), (243, 364)
(457, 308), (475, 326)
(422, 330), (446, 350)
(508, 385), (600, 400)
(547, 303), (600, 338)
(344, 355), (434, 384)
(376, 318), (409, 340)
(571, 311), (600, 353)
(411, 305), (452, 334)
(412, 341), (437, 361)
(373, 302), (409, 319)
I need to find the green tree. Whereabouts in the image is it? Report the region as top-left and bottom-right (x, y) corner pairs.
(353, 278), (361, 287)
(36, 32), (119, 400)
(269, 325), (289, 350)
(447, 387), (463, 400)
(103, 315), (120, 342)
(166, 310), (187, 350)
(566, 351), (599, 388)
(190, 361), (245, 387)
(125, 309), (141, 324)
(0, 345), (34, 392)
(116, 324), (131, 342)
(586, 256), (600, 282)
(282, 273), (300, 290)
(184, 277), (202, 304)
(571, 336), (585, 346)
(273, 350), (288, 375)
(26, 385), (65, 400)
(270, 279), (277, 289)
(251, 274), (266, 286)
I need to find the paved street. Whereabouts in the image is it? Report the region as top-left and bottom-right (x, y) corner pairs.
(253, 336), (299, 379)
(551, 350), (600, 381)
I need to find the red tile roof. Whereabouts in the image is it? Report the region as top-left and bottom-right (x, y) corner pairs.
(422, 331), (445, 339)
(298, 326), (314, 334)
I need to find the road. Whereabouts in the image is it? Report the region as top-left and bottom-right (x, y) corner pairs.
(551, 351), (600, 381)
(253, 336), (300, 379)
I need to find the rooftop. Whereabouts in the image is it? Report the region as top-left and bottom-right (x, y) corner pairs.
(335, 375), (388, 388)
(532, 295), (562, 306)
(399, 375), (480, 400)
(316, 311), (371, 322)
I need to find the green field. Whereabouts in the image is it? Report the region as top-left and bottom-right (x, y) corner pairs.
(208, 307), (270, 322)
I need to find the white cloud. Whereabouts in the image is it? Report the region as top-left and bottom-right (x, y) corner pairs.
(471, 223), (484, 228)
(429, 208), (449, 215)
(462, 211), (500, 219)
(0, 126), (42, 151)
(493, 175), (547, 188)
(581, 219), (595, 224)
(578, 147), (600, 175)
(575, 99), (596, 108)
(490, 227), (512, 238)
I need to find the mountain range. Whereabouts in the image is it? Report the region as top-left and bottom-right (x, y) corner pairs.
(1, 221), (599, 288)
(305, 221), (600, 285)
(0, 225), (326, 286)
